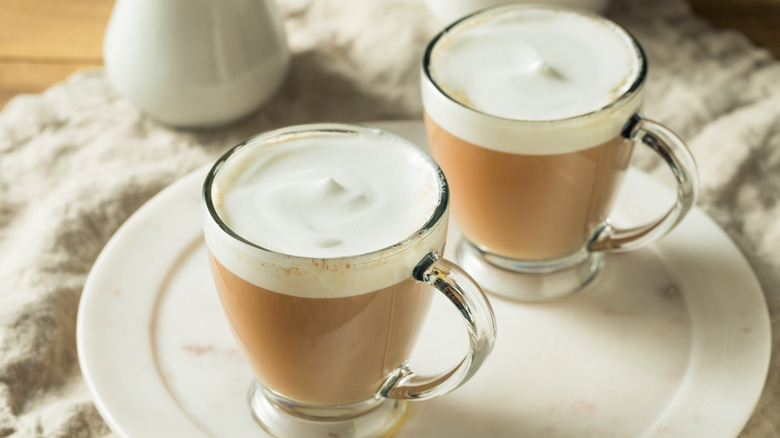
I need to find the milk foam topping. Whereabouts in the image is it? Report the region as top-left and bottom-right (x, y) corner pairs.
(423, 5), (644, 154)
(204, 126), (447, 297)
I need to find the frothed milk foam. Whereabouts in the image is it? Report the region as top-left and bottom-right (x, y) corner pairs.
(205, 129), (445, 297)
(422, 6), (644, 259)
(429, 8), (639, 123)
(423, 6), (643, 154)
(212, 134), (439, 259)
(203, 128), (446, 405)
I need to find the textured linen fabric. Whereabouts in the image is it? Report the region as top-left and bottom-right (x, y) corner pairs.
(0, 0), (778, 436)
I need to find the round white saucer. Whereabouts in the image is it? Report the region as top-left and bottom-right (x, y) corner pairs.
(77, 120), (770, 438)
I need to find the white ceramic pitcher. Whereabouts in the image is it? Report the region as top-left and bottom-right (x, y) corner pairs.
(104, 0), (290, 128)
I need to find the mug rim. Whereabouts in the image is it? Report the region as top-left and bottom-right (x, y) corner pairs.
(421, 2), (649, 125)
(202, 123), (449, 264)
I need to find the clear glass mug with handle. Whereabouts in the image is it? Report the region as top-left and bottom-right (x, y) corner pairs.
(422, 4), (699, 302)
(202, 124), (497, 438)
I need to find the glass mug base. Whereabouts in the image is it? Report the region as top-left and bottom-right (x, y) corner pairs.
(248, 381), (408, 438)
(455, 239), (604, 302)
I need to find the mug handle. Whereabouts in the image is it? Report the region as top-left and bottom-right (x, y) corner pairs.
(588, 114), (700, 253)
(379, 252), (497, 401)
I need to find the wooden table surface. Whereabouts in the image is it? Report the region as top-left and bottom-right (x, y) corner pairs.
(0, 0), (778, 109)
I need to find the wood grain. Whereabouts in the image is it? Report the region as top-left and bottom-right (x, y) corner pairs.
(689, 0), (780, 56)
(0, 0), (778, 109)
(0, 60), (98, 106)
(0, 0), (112, 58)
(0, 0), (112, 108)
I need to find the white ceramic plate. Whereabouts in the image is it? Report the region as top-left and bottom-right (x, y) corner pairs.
(77, 120), (771, 438)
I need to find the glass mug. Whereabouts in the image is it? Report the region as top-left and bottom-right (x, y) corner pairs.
(422, 4), (699, 301)
(202, 124), (497, 438)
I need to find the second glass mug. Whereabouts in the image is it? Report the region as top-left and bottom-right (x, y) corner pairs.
(421, 4), (700, 302)
(202, 124), (497, 438)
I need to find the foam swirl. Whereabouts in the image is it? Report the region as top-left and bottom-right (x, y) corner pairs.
(211, 131), (440, 259)
(423, 5), (644, 154)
